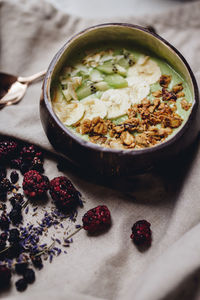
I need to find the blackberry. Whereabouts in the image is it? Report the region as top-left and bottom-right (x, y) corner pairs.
(20, 145), (43, 162)
(31, 156), (44, 173)
(23, 268), (35, 284)
(7, 243), (22, 259)
(0, 178), (12, 196)
(20, 161), (31, 175)
(9, 193), (24, 207)
(0, 213), (10, 230)
(82, 205), (111, 234)
(15, 278), (27, 292)
(0, 239), (6, 251)
(22, 170), (49, 199)
(0, 265), (11, 288)
(9, 207), (23, 225)
(15, 262), (28, 275)
(49, 176), (81, 212)
(0, 140), (18, 162)
(10, 158), (22, 170)
(8, 228), (20, 244)
(10, 171), (19, 184)
(0, 232), (8, 241)
(30, 254), (43, 270)
(130, 220), (152, 246)
(0, 166), (6, 181)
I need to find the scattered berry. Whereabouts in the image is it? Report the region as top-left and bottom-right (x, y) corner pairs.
(31, 156), (44, 173)
(20, 145), (43, 162)
(9, 193), (24, 207)
(9, 206), (23, 225)
(22, 170), (49, 199)
(10, 171), (19, 184)
(0, 178), (12, 197)
(130, 220), (152, 246)
(0, 213), (10, 230)
(82, 205), (111, 234)
(10, 158), (22, 170)
(0, 232), (8, 241)
(49, 176), (81, 211)
(0, 265), (11, 288)
(8, 228), (20, 244)
(7, 243), (22, 259)
(0, 239), (6, 251)
(30, 255), (43, 270)
(0, 166), (6, 181)
(15, 278), (27, 292)
(15, 262), (28, 275)
(0, 140), (18, 162)
(23, 268), (35, 284)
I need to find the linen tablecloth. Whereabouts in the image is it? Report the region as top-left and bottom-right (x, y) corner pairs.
(1, 1), (200, 299)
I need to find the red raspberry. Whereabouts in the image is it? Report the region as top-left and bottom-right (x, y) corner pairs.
(50, 176), (81, 211)
(22, 170), (49, 198)
(0, 140), (18, 162)
(82, 205), (111, 234)
(130, 220), (152, 246)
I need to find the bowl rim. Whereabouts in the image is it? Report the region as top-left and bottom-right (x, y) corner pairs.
(43, 22), (199, 156)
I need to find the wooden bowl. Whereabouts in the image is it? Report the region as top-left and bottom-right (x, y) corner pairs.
(40, 23), (199, 176)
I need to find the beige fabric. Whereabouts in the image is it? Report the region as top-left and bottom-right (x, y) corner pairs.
(1, 1), (200, 299)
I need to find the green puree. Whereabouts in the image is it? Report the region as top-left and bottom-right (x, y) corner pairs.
(53, 46), (193, 146)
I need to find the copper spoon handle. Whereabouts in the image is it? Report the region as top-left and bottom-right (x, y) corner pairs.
(18, 70), (46, 84)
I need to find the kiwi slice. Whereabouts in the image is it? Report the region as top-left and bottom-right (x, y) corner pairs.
(97, 61), (114, 75)
(117, 58), (129, 69)
(76, 84), (95, 100)
(104, 74), (128, 89)
(95, 81), (109, 91)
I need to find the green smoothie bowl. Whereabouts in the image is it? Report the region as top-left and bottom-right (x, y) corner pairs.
(40, 23), (199, 176)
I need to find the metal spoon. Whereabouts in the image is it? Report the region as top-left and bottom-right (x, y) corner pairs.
(0, 70), (46, 106)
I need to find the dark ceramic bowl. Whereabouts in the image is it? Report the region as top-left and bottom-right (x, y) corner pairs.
(40, 23), (199, 176)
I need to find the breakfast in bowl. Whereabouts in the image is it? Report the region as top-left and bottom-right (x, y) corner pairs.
(52, 46), (192, 150)
(40, 23), (199, 175)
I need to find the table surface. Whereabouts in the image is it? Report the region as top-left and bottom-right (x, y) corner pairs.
(47, 0), (193, 18)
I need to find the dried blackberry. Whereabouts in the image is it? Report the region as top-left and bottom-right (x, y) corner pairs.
(0, 140), (18, 162)
(0, 166), (6, 181)
(49, 176), (81, 211)
(20, 145), (43, 162)
(0, 265), (11, 288)
(0, 232), (8, 241)
(23, 268), (35, 284)
(9, 207), (23, 225)
(20, 161), (31, 175)
(30, 254), (43, 270)
(10, 171), (19, 184)
(0, 213), (10, 230)
(82, 205), (111, 234)
(0, 239), (6, 251)
(0, 178), (12, 196)
(9, 193), (24, 207)
(15, 278), (27, 292)
(8, 228), (20, 244)
(10, 158), (22, 170)
(130, 220), (152, 246)
(15, 262), (28, 275)
(7, 243), (22, 259)
(22, 170), (49, 199)
(31, 156), (44, 173)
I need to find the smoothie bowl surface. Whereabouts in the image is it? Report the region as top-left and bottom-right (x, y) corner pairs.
(51, 45), (192, 150)
(40, 23), (199, 176)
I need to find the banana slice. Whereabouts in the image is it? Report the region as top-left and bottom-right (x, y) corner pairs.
(54, 101), (84, 126)
(126, 77), (150, 104)
(81, 98), (107, 120)
(127, 56), (161, 85)
(101, 89), (131, 119)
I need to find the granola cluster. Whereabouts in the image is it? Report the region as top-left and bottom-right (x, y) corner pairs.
(74, 76), (192, 150)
